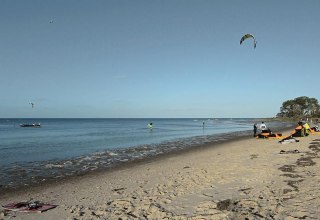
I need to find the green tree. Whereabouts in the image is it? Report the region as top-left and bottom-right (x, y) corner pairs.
(278, 96), (320, 118)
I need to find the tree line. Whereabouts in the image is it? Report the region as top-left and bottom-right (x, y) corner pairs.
(277, 96), (320, 118)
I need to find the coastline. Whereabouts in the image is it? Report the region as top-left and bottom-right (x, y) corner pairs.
(0, 118), (258, 192)
(0, 120), (293, 193)
(1, 128), (319, 219)
(0, 132), (253, 196)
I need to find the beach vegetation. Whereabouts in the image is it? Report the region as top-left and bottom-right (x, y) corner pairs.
(277, 96), (320, 119)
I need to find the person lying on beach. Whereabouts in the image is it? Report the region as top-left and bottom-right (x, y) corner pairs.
(279, 135), (299, 144)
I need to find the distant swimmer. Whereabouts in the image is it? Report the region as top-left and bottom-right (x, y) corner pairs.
(147, 122), (153, 130)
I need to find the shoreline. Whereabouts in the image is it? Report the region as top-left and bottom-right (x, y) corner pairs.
(0, 128), (254, 193)
(1, 128), (319, 219)
(0, 122), (294, 194)
(0, 133), (253, 196)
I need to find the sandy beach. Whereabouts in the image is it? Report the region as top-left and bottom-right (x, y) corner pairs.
(1, 131), (320, 219)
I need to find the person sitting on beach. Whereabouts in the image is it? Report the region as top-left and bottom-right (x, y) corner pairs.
(259, 122), (268, 133)
(303, 122), (311, 135)
(292, 121), (307, 137)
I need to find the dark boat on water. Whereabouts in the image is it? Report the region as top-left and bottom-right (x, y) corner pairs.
(20, 123), (41, 128)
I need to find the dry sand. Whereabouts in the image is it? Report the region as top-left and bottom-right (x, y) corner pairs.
(1, 132), (320, 219)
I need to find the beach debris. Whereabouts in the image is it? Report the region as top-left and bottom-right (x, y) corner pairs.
(112, 187), (126, 194)
(216, 199), (232, 210)
(239, 187), (252, 194)
(250, 154), (258, 159)
(2, 201), (57, 213)
(240, 33), (257, 49)
(112, 187), (126, 192)
(279, 149), (300, 154)
(239, 187), (252, 192)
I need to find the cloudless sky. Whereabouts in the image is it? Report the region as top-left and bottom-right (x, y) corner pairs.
(1, 0), (319, 118)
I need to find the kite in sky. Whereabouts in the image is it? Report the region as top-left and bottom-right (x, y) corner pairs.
(240, 34), (257, 49)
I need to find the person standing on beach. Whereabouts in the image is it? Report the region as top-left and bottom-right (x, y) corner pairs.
(253, 123), (258, 137)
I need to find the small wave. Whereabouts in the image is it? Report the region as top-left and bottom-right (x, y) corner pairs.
(108, 152), (118, 156)
(64, 161), (73, 165)
(45, 164), (64, 168)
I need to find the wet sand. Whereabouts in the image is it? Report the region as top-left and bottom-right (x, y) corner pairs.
(1, 132), (320, 219)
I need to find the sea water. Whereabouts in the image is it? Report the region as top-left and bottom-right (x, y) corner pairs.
(0, 118), (292, 191)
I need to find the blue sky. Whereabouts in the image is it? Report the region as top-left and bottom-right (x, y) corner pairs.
(0, 0), (319, 118)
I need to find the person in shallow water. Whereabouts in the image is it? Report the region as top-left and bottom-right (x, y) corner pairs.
(147, 122), (153, 130)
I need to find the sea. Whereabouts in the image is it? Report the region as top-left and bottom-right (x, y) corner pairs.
(0, 118), (293, 192)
